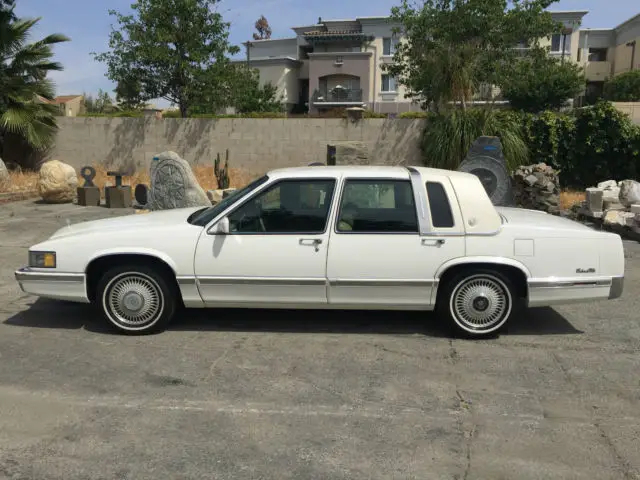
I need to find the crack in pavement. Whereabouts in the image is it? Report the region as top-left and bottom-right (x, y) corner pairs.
(552, 352), (639, 479)
(593, 413), (639, 480)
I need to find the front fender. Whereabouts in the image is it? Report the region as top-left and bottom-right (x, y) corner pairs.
(86, 247), (179, 274)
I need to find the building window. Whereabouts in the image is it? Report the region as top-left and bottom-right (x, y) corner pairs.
(382, 37), (398, 56)
(588, 48), (608, 62)
(551, 33), (571, 53)
(381, 74), (396, 92)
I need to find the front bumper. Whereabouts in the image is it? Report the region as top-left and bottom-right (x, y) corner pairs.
(14, 267), (89, 303)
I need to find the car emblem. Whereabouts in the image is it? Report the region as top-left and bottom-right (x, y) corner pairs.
(576, 268), (596, 274)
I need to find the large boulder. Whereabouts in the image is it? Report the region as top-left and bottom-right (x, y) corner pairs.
(146, 151), (211, 210)
(618, 179), (640, 207)
(37, 160), (78, 203)
(603, 210), (636, 227)
(0, 157), (9, 185)
(328, 142), (369, 165)
(597, 180), (618, 190)
(206, 188), (237, 205)
(512, 163), (560, 214)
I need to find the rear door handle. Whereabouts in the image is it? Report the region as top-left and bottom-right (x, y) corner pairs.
(299, 238), (323, 251)
(422, 238), (445, 247)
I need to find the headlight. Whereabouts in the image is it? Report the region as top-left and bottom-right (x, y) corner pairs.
(29, 251), (56, 268)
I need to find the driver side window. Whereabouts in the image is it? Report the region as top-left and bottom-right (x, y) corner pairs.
(228, 179), (336, 234)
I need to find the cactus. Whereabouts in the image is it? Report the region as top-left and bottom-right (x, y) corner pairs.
(214, 149), (230, 189)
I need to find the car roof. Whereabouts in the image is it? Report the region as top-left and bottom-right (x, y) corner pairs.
(267, 165), (477, 180)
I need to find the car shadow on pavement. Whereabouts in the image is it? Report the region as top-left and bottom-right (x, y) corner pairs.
(4, 298), (583, 337)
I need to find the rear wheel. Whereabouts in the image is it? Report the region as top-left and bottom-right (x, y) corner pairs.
(96, 265), (177, 335)
(437, 269), (516, 338)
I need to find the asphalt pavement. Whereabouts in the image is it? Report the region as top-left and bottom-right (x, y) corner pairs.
(0, 200), (639, 480)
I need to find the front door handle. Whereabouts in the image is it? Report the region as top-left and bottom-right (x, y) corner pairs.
(299, 238), (323, 251)
(422, 238), (445, 247)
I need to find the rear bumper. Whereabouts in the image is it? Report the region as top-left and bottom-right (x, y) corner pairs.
(608, 276), (624, 300)
(527, 276), (624, 307)
(14, 267), (89, 303)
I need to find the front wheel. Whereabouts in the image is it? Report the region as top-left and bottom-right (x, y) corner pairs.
(96, 265), (177, 335)
(437, 269), (517, 338)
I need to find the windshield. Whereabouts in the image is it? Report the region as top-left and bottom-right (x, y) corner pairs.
(187, 175), (269, 227)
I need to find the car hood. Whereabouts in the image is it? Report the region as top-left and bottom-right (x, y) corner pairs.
(495, 206), (592, 232)
(49, 206), (205, 239)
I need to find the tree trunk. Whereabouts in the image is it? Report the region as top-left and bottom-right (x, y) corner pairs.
(179, 102), (188, 118)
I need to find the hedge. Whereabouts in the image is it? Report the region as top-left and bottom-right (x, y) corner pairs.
(603, 70), (640, 102)
(520, 101), (640, 188)
(418, 101), (640, 188)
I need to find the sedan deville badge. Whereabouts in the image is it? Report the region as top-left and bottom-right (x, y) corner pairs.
(576, 268), (596, 274)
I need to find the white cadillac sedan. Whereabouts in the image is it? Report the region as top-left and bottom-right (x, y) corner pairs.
(15, 165), (625, 338)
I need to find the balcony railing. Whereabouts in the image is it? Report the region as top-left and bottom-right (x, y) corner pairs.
(311, 88), (364, 104)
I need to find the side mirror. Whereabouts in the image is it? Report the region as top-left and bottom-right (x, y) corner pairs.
(211, 216), (229, 235)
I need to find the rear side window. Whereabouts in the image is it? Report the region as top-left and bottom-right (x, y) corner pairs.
(337, 179), (418, 233)
(426, 181), (454, 228)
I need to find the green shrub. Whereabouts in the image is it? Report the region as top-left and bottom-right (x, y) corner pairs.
(560, 101), (640, 187)
(603, 70), (640, 102)
(418, 101), (640, 188)
(363, 111), (388, 118)
(398, 111), (432, 118)
(520, 110), (575, 169)
(79, 110), (143, 117)
(518, 101), (640, 187)
(420, 108), (528, 171)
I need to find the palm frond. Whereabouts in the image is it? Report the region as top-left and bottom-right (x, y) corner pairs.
(33, 33), (71, 46)
(2, 104), (58, 150)
(1, 12), (69, 152)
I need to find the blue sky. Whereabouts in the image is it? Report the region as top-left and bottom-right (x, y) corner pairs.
(14, 0), (640, 107)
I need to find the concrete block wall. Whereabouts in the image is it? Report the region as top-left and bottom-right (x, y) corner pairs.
(52, 117), (427, 173)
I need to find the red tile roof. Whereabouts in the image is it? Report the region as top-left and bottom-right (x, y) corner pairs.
(54, 95), (82, 104)
(34, 94), (55, 104)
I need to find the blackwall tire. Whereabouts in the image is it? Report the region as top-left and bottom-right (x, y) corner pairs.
(437, 269), (516, 338)
(96, 265), (177, 335)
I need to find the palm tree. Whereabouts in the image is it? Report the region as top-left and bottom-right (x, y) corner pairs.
(0, 1), (70, 163)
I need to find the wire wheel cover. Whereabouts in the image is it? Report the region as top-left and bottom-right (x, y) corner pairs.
(106, 273), (163, 326)
(451, 275), (510, 330)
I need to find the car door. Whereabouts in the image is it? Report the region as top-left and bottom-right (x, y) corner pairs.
(326, 173), (465, 308)
(193, 176), (337, 306)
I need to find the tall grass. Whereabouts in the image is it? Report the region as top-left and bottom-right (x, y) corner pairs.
(1, 164), (261, 198)
(421, 108), (528, 171)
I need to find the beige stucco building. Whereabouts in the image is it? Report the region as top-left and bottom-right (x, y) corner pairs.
(35, 94), (86, 116)
(240, 16), (423, 114)
(53, 95), (85, 117)
(577, 13), (640, 97)
(240, 10), (639, 113)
